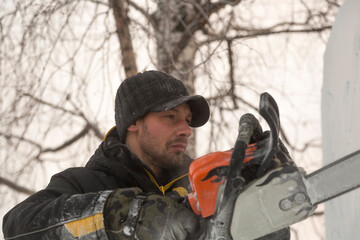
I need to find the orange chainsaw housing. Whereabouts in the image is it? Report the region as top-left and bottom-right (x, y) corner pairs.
(188, 143), (258, 218)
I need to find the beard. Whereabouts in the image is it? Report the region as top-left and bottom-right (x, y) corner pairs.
(138, 123), (187, 171)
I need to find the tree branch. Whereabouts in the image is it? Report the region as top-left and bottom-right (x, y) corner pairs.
(41, 124), (92, 153)
(229, 26), (332, 40)
(22, 93), (104, 141)
(22, 93), (79, 116)
(127, 0), (156, 27)
(0, 176), (35, 195)
(199, 24), (332, 45)
(227, 39), (237, 109)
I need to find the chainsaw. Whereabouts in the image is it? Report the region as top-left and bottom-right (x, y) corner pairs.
(187, 92), (360, 240)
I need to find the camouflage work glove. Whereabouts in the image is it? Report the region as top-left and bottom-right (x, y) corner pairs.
(104, 187), (199, 240)
(267, 134), (296, 170)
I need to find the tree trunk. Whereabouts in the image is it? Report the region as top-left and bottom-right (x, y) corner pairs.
(110, 0), (138, 77)
(152, 0), (199, 157)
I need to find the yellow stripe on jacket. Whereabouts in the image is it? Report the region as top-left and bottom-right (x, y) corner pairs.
(65, 213), (104, 237)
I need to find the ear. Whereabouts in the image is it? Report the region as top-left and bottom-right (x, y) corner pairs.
(127, 119), (141, 133)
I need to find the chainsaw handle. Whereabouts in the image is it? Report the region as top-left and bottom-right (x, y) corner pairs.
(256, 92), (280, 177)
(222, 114), (262, 200)
(236, 113), (264, 145)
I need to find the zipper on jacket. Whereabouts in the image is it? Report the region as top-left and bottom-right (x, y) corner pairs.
(144, 169), (188, 196)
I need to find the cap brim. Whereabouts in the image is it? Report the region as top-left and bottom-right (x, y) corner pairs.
(152, 95), (210, 127)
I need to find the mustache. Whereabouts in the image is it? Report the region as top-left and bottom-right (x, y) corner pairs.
(167, 137), (188, 145)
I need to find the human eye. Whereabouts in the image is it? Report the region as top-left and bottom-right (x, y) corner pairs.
(165, 114), (176, 120)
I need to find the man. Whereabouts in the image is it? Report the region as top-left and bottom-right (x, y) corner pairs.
(3, 70), (210, 240)
(3, 71), (290, 240)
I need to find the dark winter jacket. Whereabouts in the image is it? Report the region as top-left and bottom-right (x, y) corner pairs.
(2, 127), (191, 240)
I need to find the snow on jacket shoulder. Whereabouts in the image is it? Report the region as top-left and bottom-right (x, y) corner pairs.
(2, 127), (191, 240)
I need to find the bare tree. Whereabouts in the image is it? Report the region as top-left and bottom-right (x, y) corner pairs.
(0, 0), (342, 238)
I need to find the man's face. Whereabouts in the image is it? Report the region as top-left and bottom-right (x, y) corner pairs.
(136, 103), (193, 173)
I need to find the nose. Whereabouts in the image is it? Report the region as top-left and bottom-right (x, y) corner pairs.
(176, 120), (192, 137)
